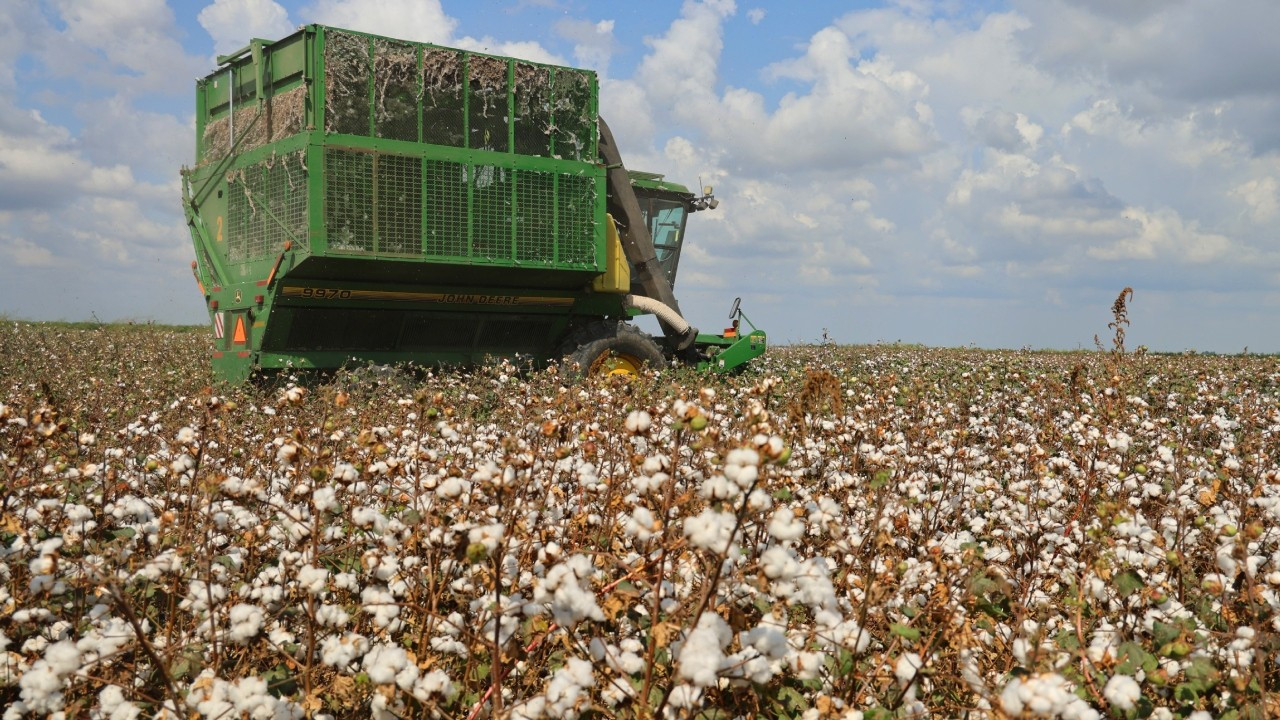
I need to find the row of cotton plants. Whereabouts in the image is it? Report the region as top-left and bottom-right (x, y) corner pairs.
(0, 321), (1278, 719)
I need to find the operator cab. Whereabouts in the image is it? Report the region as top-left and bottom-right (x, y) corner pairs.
(626, 171), (716, 290)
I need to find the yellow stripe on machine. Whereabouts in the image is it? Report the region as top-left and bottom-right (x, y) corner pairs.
(281, 286), (575, 307)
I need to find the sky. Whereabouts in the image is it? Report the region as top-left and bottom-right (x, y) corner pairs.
(2, 0), (1280, 352)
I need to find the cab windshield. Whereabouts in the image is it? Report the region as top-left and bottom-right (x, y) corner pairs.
(634, 190), (689, 288)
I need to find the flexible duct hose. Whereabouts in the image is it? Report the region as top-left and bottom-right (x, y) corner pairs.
(624, 294), (698, 351)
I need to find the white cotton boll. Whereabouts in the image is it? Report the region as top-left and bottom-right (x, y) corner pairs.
(742, 622), (789, 661)
(412, 670), (458, 703)
(747, 488), (773, 512)
(1103, 674), (1140, 711)
(699, 475), (740, 501)
(545, 657), (595, 718)
(436, 476), (469, 499)
(361, 586), (401, 629)
(683, 508), (736, 551)
(97, 684), (141, 720)
(829, 619), (872, 653)
(469, 523), (505, 554)
(228, 604), (264, 644)
(760, 545), (800, 580)
(894, 653), (922, 687)
(319, 632), (369, 668)
(625, 410), (652, 433)
(175, 427), (197, 444)
(313, 487), (338, 513)
(19, 663), (65, 713)
(767, 508), (805, 542)
(677, 613), (731, 688)
(535, 555), (604, 627)
(315, 604), (350, 627)
(624, 506), (659, 542)
(296, 565), (328, 595)
(789, 650), (824, 681)
(667, 683), (703, 709)
(363, 643), (418, 690)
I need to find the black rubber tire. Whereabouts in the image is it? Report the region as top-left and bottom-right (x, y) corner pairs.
(560, 321), (666, 379)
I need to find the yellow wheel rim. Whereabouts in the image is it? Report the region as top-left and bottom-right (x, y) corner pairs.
(590, 350), (644, 377)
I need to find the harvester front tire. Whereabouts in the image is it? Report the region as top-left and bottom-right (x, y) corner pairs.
(562, 322), (666, 379)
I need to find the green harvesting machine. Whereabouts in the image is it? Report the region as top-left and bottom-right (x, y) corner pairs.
(182, 25), (765, 384)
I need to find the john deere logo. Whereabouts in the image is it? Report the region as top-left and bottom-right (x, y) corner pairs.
(234, 290), (243, 303)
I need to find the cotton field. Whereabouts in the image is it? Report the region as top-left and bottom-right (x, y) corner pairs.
(1, 321), (1278, 719)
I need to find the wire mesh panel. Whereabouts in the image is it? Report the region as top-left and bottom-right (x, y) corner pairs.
(550, 69), (594, 162)
(513, 63), (552, 157)
(423, 159), (468, 257)
(325, 149), (375, 252)
(468, 56), (509, 152)
(326, 31), (371, 135)
(374, 39), (420, 142)
(226, 169), (255, 263)
(376, 154), (422, 254)
(262, 153), (308, 255)
(472, 164), (511, 260)
(422, 49), (464, 148)
(515, 170), (556, 263)
(226, 152), (308, 263)
(558, 173), (598, 266)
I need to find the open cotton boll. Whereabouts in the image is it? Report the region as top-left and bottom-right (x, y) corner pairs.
(676, 612), (732, 688)
(227, 604), (264, 644)
(534, 554), (604, 627)
(683, 508), (736, 551)
(96, 684), (141, 720)
(362, 643), (418, 690)
(468, 523), (505, 554)
(767, 507), (805, 542)
(1103, 674), (1141, 711)
(544, 658), (595, 718)
(625, 410), (652, 433)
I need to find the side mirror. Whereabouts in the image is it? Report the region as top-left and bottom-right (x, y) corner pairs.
(729, 297), (741, 319)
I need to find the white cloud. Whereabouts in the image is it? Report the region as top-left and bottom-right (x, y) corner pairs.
(46, 0), (206, 94)
(555, 18), (617, 74)
(304, 0), (458, 45)
(198, 0), (296, 55)
(747, 8), (765, 25)
(453, 36), (563, 65)
(1088, 207), (1233, 264)
(0, 235), (55, 267)
(1231, 177), (1280, 223)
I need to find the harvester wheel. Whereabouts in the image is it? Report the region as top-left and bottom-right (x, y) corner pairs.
(562, 321), (666, 379)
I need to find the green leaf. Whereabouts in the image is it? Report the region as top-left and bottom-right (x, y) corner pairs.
(776, 685), (808, 713)
(871, 470), (892, 489)
(1115, 642), (1155, 675)
(864, 708), (893, 720)
(1151, 620), (1179, 647)
(1054, 629), (1081, 651)
(111, 527), (137, 539)
(1184, 657), (1219, 688)
(1114, 569), (1145, 597)
(890, 623), (921, 642)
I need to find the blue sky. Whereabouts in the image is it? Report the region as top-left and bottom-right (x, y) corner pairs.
(3, 0), (1280, 352)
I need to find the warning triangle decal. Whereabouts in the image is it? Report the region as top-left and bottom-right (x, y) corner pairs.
(232, 315), (247, 344)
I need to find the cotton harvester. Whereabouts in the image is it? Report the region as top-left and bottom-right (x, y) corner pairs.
(181, 25), (765, 383)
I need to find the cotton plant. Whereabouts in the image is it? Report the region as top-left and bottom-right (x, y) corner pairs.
(3, 323), (1280, 718)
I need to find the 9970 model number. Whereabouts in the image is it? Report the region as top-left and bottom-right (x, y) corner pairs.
(297, 288), (352, 299)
